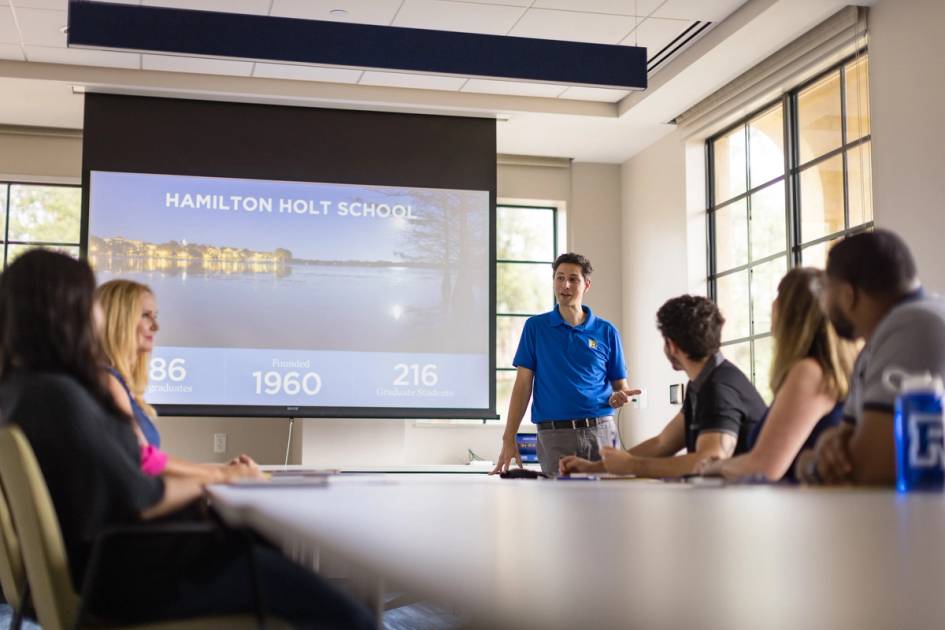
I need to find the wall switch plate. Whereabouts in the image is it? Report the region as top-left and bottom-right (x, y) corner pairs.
(631, 389), (648, 409)
(669, 384), (684, 405)
(213, 433), (227, 453)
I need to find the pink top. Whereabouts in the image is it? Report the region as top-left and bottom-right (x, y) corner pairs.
(140, 444), (169, 476)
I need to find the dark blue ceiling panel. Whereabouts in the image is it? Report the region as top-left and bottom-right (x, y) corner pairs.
(67, 1), (647, 90)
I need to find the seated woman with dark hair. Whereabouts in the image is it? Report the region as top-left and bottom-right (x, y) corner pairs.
(699, 267), (857, 482)
(0, 249), (372, 629)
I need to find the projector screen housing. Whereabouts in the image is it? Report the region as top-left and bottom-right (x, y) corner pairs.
(82, 94), (497, 419)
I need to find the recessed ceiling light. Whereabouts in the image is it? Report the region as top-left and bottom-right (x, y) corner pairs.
(59, 25), (69, 34)
(329, 9), (349, 17)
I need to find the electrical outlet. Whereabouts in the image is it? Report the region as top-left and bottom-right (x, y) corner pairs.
(631, 389), (648, 409)
(213, 433), (227, 454)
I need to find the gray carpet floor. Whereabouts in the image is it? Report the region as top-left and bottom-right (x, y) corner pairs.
(0, 604), (39, 630)
(1, 601), (464, 629)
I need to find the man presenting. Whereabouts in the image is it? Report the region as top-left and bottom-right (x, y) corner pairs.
(560, 295), (766, 478)
(491, 253), (638, 477)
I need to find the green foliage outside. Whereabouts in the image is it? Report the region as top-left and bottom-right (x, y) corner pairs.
(8, 185), (82, 243)
(1, 184), (82, 267)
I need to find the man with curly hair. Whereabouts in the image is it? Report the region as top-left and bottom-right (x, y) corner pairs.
(561, 295), (766, 478)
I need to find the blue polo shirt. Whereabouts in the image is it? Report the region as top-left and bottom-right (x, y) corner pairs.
(513, 305), (627, 423)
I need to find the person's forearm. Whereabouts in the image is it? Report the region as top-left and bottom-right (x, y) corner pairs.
(163, 457), (224, 483)
(849, 411), (897, 485)
(731, 449), (794, 481)
(719, 453), (769, 480)
(850, 442), (896, 485)
(502, 385), (532, 441)
(140, 477), (204, 520)
(624, 452), (713, 479)
(628, 436), (666, 458)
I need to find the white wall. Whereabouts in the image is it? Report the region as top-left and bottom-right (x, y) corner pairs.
(497, 162), (570, 203)
(618, 131), (707, 446)
(570, 163), (623, 325)
(0, 128), (80, 182)
(155, 415), (299, 464)
(868, 0), (945, 292)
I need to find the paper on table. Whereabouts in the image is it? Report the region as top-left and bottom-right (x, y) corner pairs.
(229, 476), (329, 487)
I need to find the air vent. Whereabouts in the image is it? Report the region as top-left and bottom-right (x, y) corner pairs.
(647, 21), (714, 75)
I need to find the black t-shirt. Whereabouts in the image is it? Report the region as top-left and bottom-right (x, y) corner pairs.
(683, 354), (767, 454)
(0, 371), (165, 589)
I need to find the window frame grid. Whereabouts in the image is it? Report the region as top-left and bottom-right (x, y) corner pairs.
(495, 204), (559, 418)
(707, 50), (873, 386)
(0, 181), (83, 268)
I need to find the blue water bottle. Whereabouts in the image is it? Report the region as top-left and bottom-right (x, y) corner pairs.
(888, 370), (945, 492)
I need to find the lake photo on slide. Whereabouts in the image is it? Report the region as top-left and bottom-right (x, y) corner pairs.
(88, 171), (490, 357)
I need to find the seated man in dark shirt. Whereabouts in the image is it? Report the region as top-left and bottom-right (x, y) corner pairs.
(561, 295), (767, 478)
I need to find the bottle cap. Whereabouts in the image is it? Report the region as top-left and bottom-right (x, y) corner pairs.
(900, 372), (945, 394)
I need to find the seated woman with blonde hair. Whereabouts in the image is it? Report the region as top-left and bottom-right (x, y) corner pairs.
(96, 279), (259, 482)
(699, 267), (857, 482)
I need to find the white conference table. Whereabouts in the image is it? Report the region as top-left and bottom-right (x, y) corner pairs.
(208, 474), (945, 630)
(259, 463), (540, 474)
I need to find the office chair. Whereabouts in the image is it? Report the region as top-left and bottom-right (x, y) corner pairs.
(0, 425), (289, 630)
(0, 479), (29, 630)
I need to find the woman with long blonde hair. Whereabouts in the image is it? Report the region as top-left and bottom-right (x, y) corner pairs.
(97, 279), (258, 481)
(700, 267), (857, 481)
(97, 279), (161, 445)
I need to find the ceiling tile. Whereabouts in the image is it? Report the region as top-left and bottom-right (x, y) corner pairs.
(253, 62), (362, 83)
(558, 86), (629, 102)
(440, 0), (530, 6)
(0, 42), (23, 59)
(462, 79), (564, 98)
(81, 1), (142, 6)
(509, 8), (637, 44)
(531, 1), (641, 16)
(393, 0), (524, 35)
(141, 0), (271, 15)
(24, 45), (141, 68)
(634, 1), (665, 16)
(533, 0), (669, 16)
(142, 54), (253, 76)
(653, 0), (747, 22)
(10, 0), (67, 10)
(270, 0), (403, 25)
(0, 6), (19, 44)
(623, 17), (692, 58)
(15, 8), (66, 47)
(359, 71), (465, 91)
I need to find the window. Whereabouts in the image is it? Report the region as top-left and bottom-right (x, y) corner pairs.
(707, 53), (873, 400)
(0, 182), (82, 268)
(496, 204), (558, 422)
